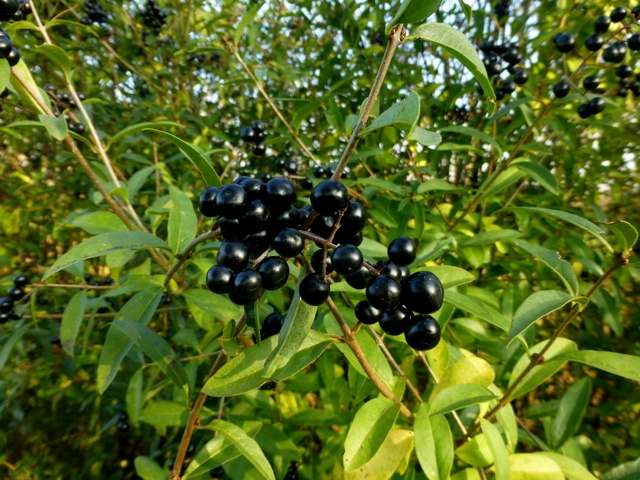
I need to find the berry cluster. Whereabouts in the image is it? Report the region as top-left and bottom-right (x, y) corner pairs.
(0, 274), (27, 324)
(82, 0), (109, 25)
(312, 164), (349, 179)
(492, 0), (511, 19)
(240, 120), (267, 156)
(115, 412), (129, 432)
(479, 40), (529, 101)
(141, 0), (167, 36)
(284, 461), (300, 480)
(44, 84), (87, 133)
(0, 0), (30, 22)
(0, 27), (20, 67)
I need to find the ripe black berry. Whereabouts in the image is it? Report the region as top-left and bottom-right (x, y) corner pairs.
(232, 269), (262, 303)
(404, 315), (441, 351)
(310, 179), (349, 216)
(310, 214), (335, 238)
(0, 296), (13, 313)
(588, 97), (605, 114)
(331, 245), (363, 276)
(257, 256), (290, 290)
(206, 265), (234, 294)
(553, 80), (570, 98)
(252, 120), (265, 133)
(273, 228), (305, 257)
(299, 273), (330, 306)
(577, 103), (591, 119)
(402, 271), (444, 314)
(217, 241), (250, 273)
(378, 261), (403, 281)
(514, 69), (529, 85)
(237, 177), (263, 200)
(216, 184), (248, 218)
(262, 177), (297, 211)
(594, 15), (611, 33)
(387, 236), (417, 266)
(366, 275), (402, 311)
(300, 177), (313, 190)
(583, 75), (600, 91)
(0, 36), (11, 57)
(6, 46), (19, 67)
(616, 64), (633, 79)
(311, 249), (333, 274)
(610, 6), (627, 22)
(340, 201), (366, 234)
(345, 266), (374, 289)
(629, 81), (640, 96)
(617, 86), (628, 98)
(554, 33), (575, 53)
(245, 229), (275, 254)
(284, 160), (298, 174)
(335, 229), (363, 247)
(486, 61), (502, 77)
(275, 158), (286, 170)
(7, 286), (23, 300)
(219, 216), (245, 240)
(629, 34), (640, 51)
(354, 300), (382, 325)
(585, 34), (604, 51)
(252, 143), (266, 156)
(502, 47), (522, 65)
(13, 274), (28, 287)
(260, 312), (284, 340)
(312, 166), (325, 178)
(242, 199), (271, 230)
(502, 81), (517, 94)
(602, 42), (626, 63)
(494, 88), (505, 101)
(199, 186), (219, 217)
(379, 307), (413, 335)
(273, 206), (301, 229)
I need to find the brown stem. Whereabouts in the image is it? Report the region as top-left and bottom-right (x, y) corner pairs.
(164, 228), (221, 288)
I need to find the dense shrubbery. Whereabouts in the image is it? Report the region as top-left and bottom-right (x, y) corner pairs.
(0, 0), (639, 479)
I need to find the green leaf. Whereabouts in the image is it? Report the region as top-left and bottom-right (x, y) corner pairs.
(35, 44), (71, 80)
(550, 377), (591, 449)
(537, 452), (598, 480)
(508, 207), (613, 253)
(202, 330), (330, 396)
(71, 211), (128, 234)
(386, 0), (441, 34)
(417, 178), (464, 193)
(601, 457), (640, 480)
(38, 113), (67, 141)
(343, 397), (400, 471)
(455, 434), (493, 467)
(450, 469), (482, 480)
(440, 125), (501, 153)
(404, 23), (494, 101)
(413, 266), (475, 289)
(512, 160), (559, 195)
(134, 456), (166, 480)
(406, 126), (442, 146)
(359, 91), (420, 136)
(354, 177), (407, 195)
(0, 59), (10, 93)
(344, 429), (415, 480)
(600, 220), (638, 256)
(507, 338), (577, 401)
(97, 287), (164, 394)
(42, 232), (170, 280)
(415, 406), (453, 480)
(234, 4), (262, 45)
(0, 323), (28, 371)
(429, 384), (496, 417)
(139, 400), (189, 427)
(182, 289), (242, 329)
(512, 240), (579, 296)
(106, 121), (183, 150)
(553, 350), (640, 382)
(126, 369), (143, 426)
(60, 291), (87, 356)
(478, 167), (526, 200)
(9, 60), (47, 114)
(432, 355), (495, 397)
(112, 321), (190, 402)
(507, 453), (563, 480)
(480, 419), (510, 480)
(144, 129), (221, 187)
(458, 229), (522, 248)
(201, 419), (275, 480)
(444, 291), (510, 330)
(264, 272), (318, 376)
(507, 290), (575, 345)
(167, 186), (197, 255)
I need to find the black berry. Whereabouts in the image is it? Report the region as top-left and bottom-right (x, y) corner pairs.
(616, 64), (633, 79)
(554, 33), (575, 53)
(331, 245), (363, 276)
(257, 256), (290, 290)
(387, 236), (417, 266)
(262, 177), (297, 211)
(13, 274), (28, 287)
(273, 228), (305, 257)
(345, 266), (374, 289)
(0, 296), (13, 313)
(594, 15), (611, 33)
(340, 201), (367, 234)
(578, 103), (591, 118)
(402, 271), (444, 314)
(514, 69), (529, 85)
(198, 186), (219, 217)
(583, 75), (600, 91)
(232, 269), (262, 303)
(602, 42), (626, 63)
(310, 179), (349, 216)
(311, 249), (333, 274)
(216, 184), (248, 218)
(299, 273), (330, 306)
(404, 315), (441, 351)
(379, 307), (413, 335)
(206, 265), (234, 294)
(629, 34), (640, 51)
(610, 6), (627, 22)
(366, 275), (402, 311)
(7, 286), (23, 300)
(354, 300), (382, 325)
(588, 97), (605, 114)
(216, 241), (250, 273)
(553, 80), (570, 98)
(585, 34), (604, 51)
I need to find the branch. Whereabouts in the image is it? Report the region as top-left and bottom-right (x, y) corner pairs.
(164, 228), (221, 288)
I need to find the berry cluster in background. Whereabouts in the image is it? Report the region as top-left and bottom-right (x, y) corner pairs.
(479, 39), (529, 101)
(0, 27), (21, 67)
(0, 0), (30, 23)
(82, 0), (109, 26)
(240, 120), (267, 157)
(140, 0), (167, 36)
(43, 84), (87, 134)
(0, 274), (27, 324)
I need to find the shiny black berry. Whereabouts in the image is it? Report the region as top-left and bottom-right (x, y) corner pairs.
(257, 256), (290, 290)
(402, 271), (444, 314)
(345, 266), (374, 289)
(553, 80), (570, 98)
(13, 274), (28, 287)
(262, 177), (297, 211)
(310, 179), (349, 216)
(331, 245), (363, 276)
(404, 315), (441, 351)
(629, 34), (640, 51)
(0, 36), (11, 57)
(0, 296), (13, 313)
(272, 206), (301, 229)
(578, 104), (591, 118)
(387, 236), (417, 266)
(554, 33), (575, 53)
(355, 300), (382, 325)
(379, 307), (413, 335)
(252, 143), (266, 156)
(366, 275), (402, 311)
(216, 184), (248, 218)
(219, 216), (246, 240)
(6, 46), (19, 67)
(311, 249), (333, 274)
(284, 160), (298, 174)
(7, 286), (23, 300)
(594, 15), (611, 33)
(585, 34), (604, 52)
(300, 177), (313, 190)
(273, 228), (305, 257)
(312, 166), (325, 178)
(502, 47), (522, 65)
(232, 269), (262, 302)
(610, 6), (627, 22)
(252, 120), (265, 133)
(206, 265), (234, 294)
(602, 42), (626, 63)
(217, 241), (250, 272)
(583, 75), (600, 91)
(588, 97), (605, 114)
(242, 199), (271, 230)
(240, 126), (255, 142)
(340, 201), (366, 234)
(514, 69), (529, 85)
(299, 273), (330, 306)
(238, 177), (263, 200)
(616, 64), (633, 79)
(260, 312), (284, 340)
(199, 186), (219, 217)
(378, 261), (403, 281)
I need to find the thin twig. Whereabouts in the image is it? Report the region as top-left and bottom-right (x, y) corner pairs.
(164, 228), (221, 287)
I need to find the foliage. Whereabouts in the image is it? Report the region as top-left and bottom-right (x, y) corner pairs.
(0, 0), (639, 479)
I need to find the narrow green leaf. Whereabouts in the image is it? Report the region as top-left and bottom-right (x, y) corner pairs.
(508, 453), (564, 479)
(167, 186), (197, 254)
(480, 419), (510, 480)
(38, 113), (67, 141)
(507, 338), (577, 401)
(455, 434), (493, 467)
(458, 229), (522, 248)
(0, 323), (28, 371)
(139, 400), (189, 427)
(444, 291), (510, 330)
(264, 273), (318, 376)
(478, 167), (526, 200)
(128, 165), (157, 199)
(343, 397), (400, 471)
(413, 266), (475, 289)
(417, 178), (464, 193)
(359, 91), (420, 136)
(126, 369), (143, 426)
(112, 321), (190, 401)
(234, 4), (262, 45)
(404, 23), (494, 101)
(601, 457), (640, 480)
(43, 232), (169, 281)
(512, 160), (559, 195)
(458, 0), (472, 20)
(415, 404), (440, 480)
(60, 291), (87, 356)
(0, 59), (10, 93)
(201, 419), (275, 480)
(450, 468), (482, 480)
(182, 289), (242, 326)
(432, 356), (495, 397)
(106, 121), (183, 150)
(355, 177), (407, 195)
(35, 44), (72, 80)
(600, 220), (638, 256)
(512, 240), (579, 296)
(406, 126), (442, 146)
(386, 0), (442, 34)
(71, 211), (128, 234)
(537, 452), (598, 480)
(554, 350), (640, 382)
(134, 456), (166, 480)
(509, 207), (613, 253)
(144, 129), (221, 187)
(97, 287), (163, 394)
(430, 384), (496, 417)
(344, 429), (415, 480)
(507, 290), (574, 344)
(9, 60), (47, 114)
(440, 125), (501, 153)
(550, 377), (591, 449)
(495, 401), (518, 453)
